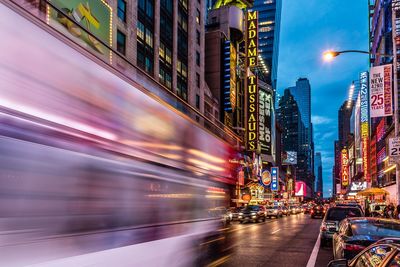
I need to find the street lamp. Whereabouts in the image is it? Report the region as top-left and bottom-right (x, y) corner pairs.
(323, 50), (369, 61)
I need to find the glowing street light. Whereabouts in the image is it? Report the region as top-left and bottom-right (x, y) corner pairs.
(322, 50), (369, 61)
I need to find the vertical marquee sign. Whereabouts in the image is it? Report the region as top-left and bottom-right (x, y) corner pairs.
(271, 167), (279, 191)
(247, 75), (258, 151)
(245, 11), (259, 151)
(360, 71), (370, 182)
(259, 89), (272, 155)
(341, 149), (349, 187)
(246, 11), (258, 67)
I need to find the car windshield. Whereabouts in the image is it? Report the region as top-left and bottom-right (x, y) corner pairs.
(244, 205), (260, 211)
(352, 221), (400, 237)
(326, 208), (362, 221)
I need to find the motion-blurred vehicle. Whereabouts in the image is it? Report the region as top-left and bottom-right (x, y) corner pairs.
(302, 204), (312, 214)
(0, 3), (239, 266)
(228, 207), (244, 221)
(239, 205), (267, 223)
(328, 238), (400, 267)
(266, 206), (283, 218)
(311, 205), (326, 219)
(282, 206), (290, 216)
(332, 218), (400, 260)
(210, 207), (233, 226)
(320, 206), (363, 247)
(289, 205), (301, 214)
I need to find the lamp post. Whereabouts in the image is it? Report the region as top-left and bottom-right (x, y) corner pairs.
(323, 46), (400, 204)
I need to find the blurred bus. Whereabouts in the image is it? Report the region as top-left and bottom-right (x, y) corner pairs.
(0, 2), (237, 266)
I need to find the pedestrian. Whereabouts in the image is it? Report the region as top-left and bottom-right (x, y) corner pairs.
(365, 205), (370, 217)
(387, 203), (395, 219)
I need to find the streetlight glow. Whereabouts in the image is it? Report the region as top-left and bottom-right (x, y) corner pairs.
(323, 51), (338, 61)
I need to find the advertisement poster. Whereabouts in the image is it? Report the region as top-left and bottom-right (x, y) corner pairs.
(48, 0), (112, 60)
(259, 89), (272, 155)
(282, 151), (297, 165)
(369, 64), (393, 117)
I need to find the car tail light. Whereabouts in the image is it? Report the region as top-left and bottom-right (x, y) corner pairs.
(343, 243), (365, 251)
(311, 210), (314, 213)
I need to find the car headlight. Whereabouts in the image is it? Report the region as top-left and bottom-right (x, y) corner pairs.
(239, 213), (243, 215)
(274, 210), (278, 213)
(251, 212), (256, 215)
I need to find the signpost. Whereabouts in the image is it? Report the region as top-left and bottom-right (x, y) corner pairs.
(389, 137), (400, 158)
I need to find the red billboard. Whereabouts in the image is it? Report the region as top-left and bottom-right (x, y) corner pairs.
(341, 149), (349, 187)
(295, 181), (306, 197)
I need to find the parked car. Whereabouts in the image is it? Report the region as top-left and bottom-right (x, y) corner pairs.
(239, 205), (266, 223)
(320, 206), (363, 247)
(228, 207), (244, 221)
(266, 206), (283, 218)
(328, 238), (400, 267)
(282, 206), (290, 216)
(332, 218), (400, 260)
(311, 205), (326, 219)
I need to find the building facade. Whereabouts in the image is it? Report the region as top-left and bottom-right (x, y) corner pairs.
(250, 0), (281, 90)
(315, 152), (323, 197)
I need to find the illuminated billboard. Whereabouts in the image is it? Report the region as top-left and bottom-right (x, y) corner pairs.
(341, 149), (349, 187)
(246, 11), (258, 68)
(295, 181), (306, 197)
(282, 151), (297, 165)
(259, 89), (272, 155)
(48, 0), (112, 59)
(369, 64), (392, 117)
(360, 71), (370, 182)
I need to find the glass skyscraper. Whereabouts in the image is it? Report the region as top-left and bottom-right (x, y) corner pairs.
(251, 0), (282, 89)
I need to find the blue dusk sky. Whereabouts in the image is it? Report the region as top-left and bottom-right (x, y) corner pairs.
(277, 0), (369, 197)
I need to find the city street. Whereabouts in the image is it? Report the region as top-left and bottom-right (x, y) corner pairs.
(222, 214), (333, 267)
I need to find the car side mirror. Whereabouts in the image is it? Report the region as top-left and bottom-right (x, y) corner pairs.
(327, 259), (348, 267)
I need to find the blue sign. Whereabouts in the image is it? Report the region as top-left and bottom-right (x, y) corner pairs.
(360, 71), (369, 123)
(271, 167), (279, 191)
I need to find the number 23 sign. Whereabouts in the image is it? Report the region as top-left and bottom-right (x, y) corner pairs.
(389, 137), (400, 158)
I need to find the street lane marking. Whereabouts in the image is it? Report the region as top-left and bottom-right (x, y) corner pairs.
(306, 233), (321, 267)
(271, 229), (281, 234)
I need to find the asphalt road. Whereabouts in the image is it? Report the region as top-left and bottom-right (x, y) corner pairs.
(220, 213), (333, 267)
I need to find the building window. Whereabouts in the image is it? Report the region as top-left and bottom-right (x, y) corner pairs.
(196, 9), (201, 24)
(137, 21), (145, 41)
(118, 0), (126, 22)
(117, 30), (126, 55)
(196, 30), (200, 45)
(196, 51), (200, 66)
(196, 72), (200, 88)
(179, 0), (187, 10)
(177, 78), (187, 100)
(178, 9), (188, 32)
(145, 28), (153, 48)
(161, 0), (173, 14)
(196, 94), (200, 109)
(145, 56), (153, 73)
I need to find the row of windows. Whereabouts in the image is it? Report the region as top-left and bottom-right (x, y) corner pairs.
(177, 59), (188, 78)
(159, 42), (172, 65)
(137, 21), (154, 48)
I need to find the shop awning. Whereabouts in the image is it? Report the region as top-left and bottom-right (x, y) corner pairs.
(357, 187), (389, 196)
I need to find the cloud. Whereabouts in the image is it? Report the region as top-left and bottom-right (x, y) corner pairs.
(312, 115), (333, 125)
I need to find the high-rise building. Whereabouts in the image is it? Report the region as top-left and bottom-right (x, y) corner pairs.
(338, 101), (353, 147)
(277, 89), (313, 197)
(250, 0), (282, 89)
(288, 77), (314, 195)
(315, 152), (323, 197)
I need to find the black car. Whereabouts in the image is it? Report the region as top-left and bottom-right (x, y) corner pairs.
(311, 205), (325, 218)
(228, 207), (243, 221)
(320, 206), (363, 247)
(333, 218), (400, 260)
(328, 238), (400, 267)
(239, 205), (266, 223)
